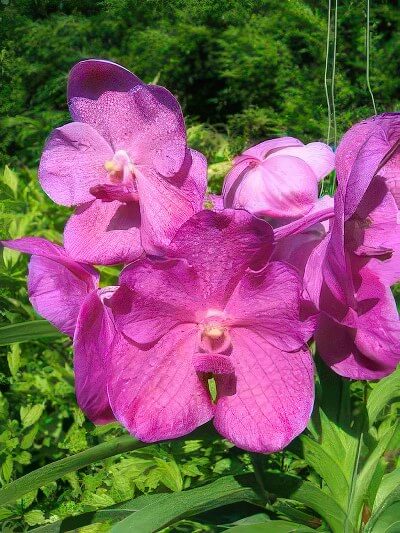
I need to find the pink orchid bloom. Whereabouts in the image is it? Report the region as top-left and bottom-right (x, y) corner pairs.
(223, 137), (334, 221)
(334, 113), (400, 286)
(39, 59), (207, 265)
(1, 237), (115, 424)
(1, 237), (99, 336)
(304, 117), (400, 380)
(105, 209), (315, 452)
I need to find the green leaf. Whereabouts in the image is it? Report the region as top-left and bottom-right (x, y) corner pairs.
(0, 425), (212, 508)
(0, 435), (146, 507)
(373, 469), (400, 512)
(263, 472), (350, 533)
(7, 343), (21, 377)
(111, 475), (260, 533)
(301, 434), (349, 506)
(20, 404), (44, 428)
(1, 456), (13, 483)
(2, 166), (18, 195)
(365, 486), (400, 533)
(30, 494), (170, 532)
(349, 421), (400, 530)
(154, 458), (183, 491)
(225, 521), (319, 532)
(0, 320), (62, 346)
(367, 367), (400, 426)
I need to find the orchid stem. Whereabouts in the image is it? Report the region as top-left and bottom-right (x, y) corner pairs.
(249, 452), (269, 503)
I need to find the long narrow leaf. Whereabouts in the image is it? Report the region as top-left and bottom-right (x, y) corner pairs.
(111, 475), (260, 533)
(0, 435), (145, 507)
(0, 320), (62, 345)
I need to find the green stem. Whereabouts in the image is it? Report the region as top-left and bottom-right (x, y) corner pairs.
(249, 452), (268, 503)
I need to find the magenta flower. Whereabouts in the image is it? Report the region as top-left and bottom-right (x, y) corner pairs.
(105, 209), (315, 452)
(304, 115), (400, 379)
(39, 59), (207, 264)
(223, 137), (334, 220)
(1, 237), (115, 424)
(1, 237), (99, 336)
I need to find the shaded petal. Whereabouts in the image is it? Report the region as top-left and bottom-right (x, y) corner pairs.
(214, 329), (314, 453)
(111, 258), (203, 344)
(347, 177), (400, 257)
(272, 223), (327, 277)
(239, 137), (303, 161)
(228, 155), (318, 219)
(73, 288), (117, 424)
(64, 199), (142, 265)
(177, 149), (208, 212)
(1, 237), (99, 336)
(68, 59), (143, 101)
(107, 325), (214, 441)
(225, 262), (315, 351)
(270, 142), (335, 181)
(316, 313), (398, 380)
(68, 61), (186, 176)
(222, 158), (253, 207)
(135, 172), (193, 254)
(336, 113), (400, 191)
(168, 209), (274, 306)
(39, 122), (112, 206)
(303, 234), (330, 307)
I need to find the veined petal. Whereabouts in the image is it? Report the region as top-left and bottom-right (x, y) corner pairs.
(137, 149), (206, 255)
(39, 122), (113, 206)
(225, 262), (315, 352)
(1, 237), (98, 337)
(64, 199), (142, 265)
(111, 257), (203, 344)
(73, 287), (117, 424)
(168, 209), (274, 306)
(68, 61), (186, 177)
(107, 325), (214, 442)
(214, 329), (314, 453)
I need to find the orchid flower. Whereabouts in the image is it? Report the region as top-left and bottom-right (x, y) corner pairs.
(104, 209), (315, 452)
(304, 115), (400, 379)
(223, 137), (334, 221)
(38, 59), (207, 265)
(1, 237), (116, 423)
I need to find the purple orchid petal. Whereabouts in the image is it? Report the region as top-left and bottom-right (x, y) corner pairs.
(226, 155), (319, 219)
(39, 122), (113, 207)
(193, 352), (235, 374)
(225, 262), (315, 351)
(1, 237), (98, 336)
(137, 149), (207, 255)
(73, 287), (117, 424)
(64, 199), (143, 265)
(68, 60), (186, 177)
(214, 330), (314, 453)
(107, 325), (214, 442)
(68, 59), (143, 101)
(272, 222), (327, 276)
(316, 313), (398, 380)
(111, 258), (203, 344)
(273, 195), (335, 241)
(239, 137), (303, 161)
(168, 209), (274, 306)
(269, 142), (335, 181)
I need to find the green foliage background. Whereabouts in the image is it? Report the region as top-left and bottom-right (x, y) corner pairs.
(0, 1), (399, 531)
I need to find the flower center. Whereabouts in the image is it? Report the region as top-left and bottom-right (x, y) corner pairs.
(199, 310), (231, 353)
(104, 150), (135, 184)
(203, 324), (225, 339)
